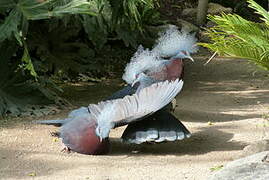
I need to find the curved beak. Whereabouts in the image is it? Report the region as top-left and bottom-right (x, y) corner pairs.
(131, 79), (139, 87)
(187, 56), (194, 62)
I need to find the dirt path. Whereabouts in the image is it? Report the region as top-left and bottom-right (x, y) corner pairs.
(0, 57), (268, 180)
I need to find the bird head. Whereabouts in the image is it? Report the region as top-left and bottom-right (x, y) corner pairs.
(175, 50), (194, 62)
(95, 125), (110, 142)
(131, 72), (154, 88)
(91, 102), (115, 142)
(131, 73), (144, 87)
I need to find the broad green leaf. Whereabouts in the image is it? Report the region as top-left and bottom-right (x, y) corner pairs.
(0, 9), (22, 43)
(17, 0), (97, 20)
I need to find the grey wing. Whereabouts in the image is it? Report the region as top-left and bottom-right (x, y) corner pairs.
(88, 79), (184, 128)
(68, 107), (89, 118)
(105, 85), (137, 101)
(36, 107), (89, 126)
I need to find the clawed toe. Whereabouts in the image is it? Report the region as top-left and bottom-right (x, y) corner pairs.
(61, 145), (71, 153)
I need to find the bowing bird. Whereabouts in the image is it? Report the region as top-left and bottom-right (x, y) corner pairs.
(38, 80), (184, 154)
(120, 26), (198, 144)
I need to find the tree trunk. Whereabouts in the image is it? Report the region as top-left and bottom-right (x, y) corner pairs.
(197, 0), (209, 26)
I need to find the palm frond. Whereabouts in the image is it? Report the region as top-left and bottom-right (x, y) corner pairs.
(200, 0), (269, 71)
(247, 0), (269, 25)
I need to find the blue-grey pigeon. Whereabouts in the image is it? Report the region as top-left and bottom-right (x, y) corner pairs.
(120, 26), (197, 144)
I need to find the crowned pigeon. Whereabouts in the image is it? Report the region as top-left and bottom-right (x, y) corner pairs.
(120, 26), (197, 144)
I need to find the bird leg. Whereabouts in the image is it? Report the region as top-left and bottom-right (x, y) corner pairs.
(171, 98), (177, 113)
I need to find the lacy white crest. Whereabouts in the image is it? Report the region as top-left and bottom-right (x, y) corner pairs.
(122, 45), (161, 84)
(152, 26), (198, 58)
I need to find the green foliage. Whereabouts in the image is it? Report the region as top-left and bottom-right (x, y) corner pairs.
(109, 0), (155, 29)
(200, 0), (269, 71)
(247, 0), (269, 25)
(0, 0), (160, 116)
(0, 0), (97, 77)
(14, 0), (95, 20)
(21, 43), (38, 78)
(0, 9), (22, 42)
(82, 0), (159, 48)
(0, 0), (97, 116)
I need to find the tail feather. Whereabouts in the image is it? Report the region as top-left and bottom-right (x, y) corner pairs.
(36, 119), (67, 127)
(121, 110), (190, 144)
(36, 107), (89, 127)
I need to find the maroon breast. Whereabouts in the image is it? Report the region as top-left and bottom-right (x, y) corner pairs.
(147, 59), (184, 81)
(61, 117), (110, 155)
(71, 124), (110, 155)
(166, 58), (184, 80)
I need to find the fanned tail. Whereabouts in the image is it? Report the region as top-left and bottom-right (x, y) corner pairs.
(121, 110), (191, 144)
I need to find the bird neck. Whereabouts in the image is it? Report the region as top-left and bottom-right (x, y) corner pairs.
(166, 58), (184, 80)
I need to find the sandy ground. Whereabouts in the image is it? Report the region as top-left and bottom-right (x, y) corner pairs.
(0, 57), (269, 180)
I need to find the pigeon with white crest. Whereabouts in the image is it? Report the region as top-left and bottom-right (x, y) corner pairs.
(120, 26), (197, 144)
(122, 26), (198, 86)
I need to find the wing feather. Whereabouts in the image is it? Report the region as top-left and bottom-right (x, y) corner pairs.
(89, 79), (183, 129)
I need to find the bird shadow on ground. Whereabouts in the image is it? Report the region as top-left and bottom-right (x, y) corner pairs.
(108, 125), (245, 156)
